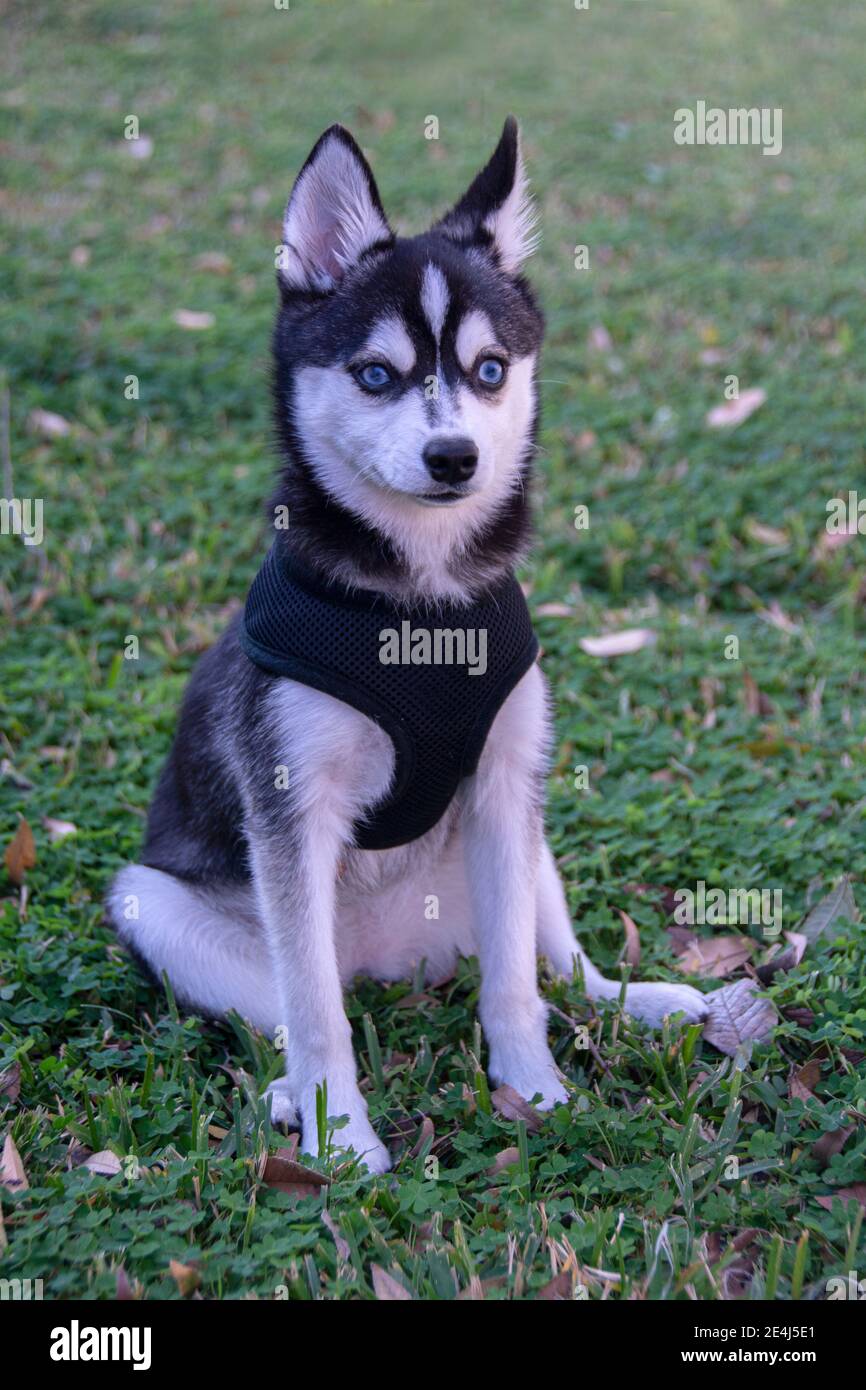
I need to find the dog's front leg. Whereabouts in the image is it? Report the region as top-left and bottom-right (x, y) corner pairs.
(249, 826), (390, 1175)
(463, 677), (567, 1110)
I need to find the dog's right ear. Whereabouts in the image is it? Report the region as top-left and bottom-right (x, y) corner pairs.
(278, 126), (393, 295)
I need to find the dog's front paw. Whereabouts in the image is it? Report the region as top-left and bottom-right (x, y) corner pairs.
(621, 981), (708, 1028)
(489, 1050), (569, 1112)
(299, 1100), (391, 1175)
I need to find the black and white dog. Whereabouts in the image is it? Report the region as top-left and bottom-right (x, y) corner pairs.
(109, 119), (706, 1173)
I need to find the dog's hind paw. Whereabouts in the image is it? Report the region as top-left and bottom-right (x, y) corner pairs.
(263, 1077), (299, 1129)
(620, 981), (708, 1028)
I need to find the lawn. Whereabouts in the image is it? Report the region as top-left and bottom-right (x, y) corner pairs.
(1, 0), (865, 1301)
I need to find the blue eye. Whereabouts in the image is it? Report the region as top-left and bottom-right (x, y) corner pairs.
(356, 362), (392, 391)
(477, 357), (506, 387)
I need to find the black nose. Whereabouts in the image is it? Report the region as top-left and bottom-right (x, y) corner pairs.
(423, 436), (479, 486)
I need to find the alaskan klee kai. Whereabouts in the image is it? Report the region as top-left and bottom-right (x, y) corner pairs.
(109, 118), (706, 1173)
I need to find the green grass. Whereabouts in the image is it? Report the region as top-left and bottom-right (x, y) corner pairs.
(2, 0), (865, 1300)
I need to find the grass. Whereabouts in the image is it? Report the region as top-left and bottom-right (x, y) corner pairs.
(2, 0), (865, 1300)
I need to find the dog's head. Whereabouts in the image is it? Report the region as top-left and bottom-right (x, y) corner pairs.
(272, 119), (544, 587)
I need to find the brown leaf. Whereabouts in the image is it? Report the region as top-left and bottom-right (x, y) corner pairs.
(115, 1267), (135, 1300)
(812, 1124), (856, 1169)
(491, 1084), (545, 1133)
(815, 1185), (866, 1212)
(82, 1149), (122, 1177)
(321, 1208), (351, 1262)
(1, 1133), (28, 1191)
(486, 1146), (520, 1176)
(193, 250), (232, 274)
(617, 909), (641, 968)
(579, 628), (657, 658)
(800, 877), (859, 945)
(0, 1061), (21, 1103)
(172, 309), (215, 331)
(706, 387), (766, 429)
(409, 1116), (434, 1159)
(676, 934), (754, 979)
(168, 1258), (201, 1296)
(535, 602), (573, 617)
(788, 1061), (821, 1103)
(703, 980), (776, 1055)
(371, 1264), (413, 1300)
(537, 1269), (574, 1300)
(4, 818), (36, 885)
(261, 1147), (328, 1197)
(757, 931), (807, 983)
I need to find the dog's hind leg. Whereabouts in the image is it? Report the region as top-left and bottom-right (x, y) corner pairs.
(535, 841), (708, 1026)
(107, 865), (279, 1035)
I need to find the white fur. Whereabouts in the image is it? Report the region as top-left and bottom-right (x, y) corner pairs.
(455, 309), (496, 372)
(358, 315), (416, 375)
(292, 343), (537, 601)
(483, 131), (539, 273)
(115, 667), (707, 1174)
(280, 133), (389, 290)
(420, 262), (449, 344)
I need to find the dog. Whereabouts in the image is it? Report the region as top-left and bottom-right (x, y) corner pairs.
(108, 118), (706, 1174)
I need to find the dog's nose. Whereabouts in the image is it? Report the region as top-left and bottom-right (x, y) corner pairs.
(423, 436), (479, 486)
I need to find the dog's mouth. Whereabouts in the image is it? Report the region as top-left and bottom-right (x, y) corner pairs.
(417, 489), (468, 505)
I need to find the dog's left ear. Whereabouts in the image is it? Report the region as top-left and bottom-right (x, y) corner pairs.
(434, 116), (538, 274)
(279, 125), (393, 294)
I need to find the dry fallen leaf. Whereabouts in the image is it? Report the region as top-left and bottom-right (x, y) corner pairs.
(617, 908), (641, 968)
(486, 1146), (520, 1177)
(1, 1133), (29, 1191)
(125, 135), (153, 160)
(28, 407), (71, 438)
(371, 1264), (413, 1300)
(172, 309), (215, 331)
(800, 877), (859, 944)
(676, 934), (755, 979)
(491, 1083), (546, 1133)
(409, 1115), (434, 1159)
(536, 1269), (574, 1300)
(42, 816), (77, 842)
(788, 1060), (821, 1103)
(703, 980), (776, 1055)
(579, 628), (657, 658)
(194, 250), (232, 274)
(168, 1258), (201, 1296)
(261, 1148), (328, 1197)
(812, 1124), (856, 1169)
(82, 1150), (122, 1177)
(0, 1061), (21, 1103)
(535, 602), (573, 617)
(706, 387), (766, 429)
(4, 818), (36, 885)
(745, 519), (788, 547)
(757, 931), (807, 984)
(815, 1185), (866, 1213)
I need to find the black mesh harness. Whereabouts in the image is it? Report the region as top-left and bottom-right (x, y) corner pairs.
(240, 543), (539, 850)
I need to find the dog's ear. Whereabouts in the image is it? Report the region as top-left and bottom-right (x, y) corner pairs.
(278, 126), (393, 294)
(434, 116), (538, 274)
